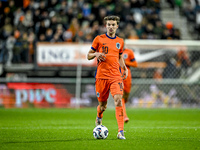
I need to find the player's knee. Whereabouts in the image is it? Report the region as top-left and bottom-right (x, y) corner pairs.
(100, 105), (107, 111)
(115, 99), (122, 107)
(114, 95), (122, 107)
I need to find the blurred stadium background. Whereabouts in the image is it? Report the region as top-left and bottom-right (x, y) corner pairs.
(0, 0), (200, 108)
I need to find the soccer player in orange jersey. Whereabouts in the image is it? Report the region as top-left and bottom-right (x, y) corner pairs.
(122, 48), (137, 123)
(87, 16), (128, 140)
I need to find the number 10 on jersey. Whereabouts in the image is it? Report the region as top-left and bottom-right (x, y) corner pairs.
(102, 46), (108, 54)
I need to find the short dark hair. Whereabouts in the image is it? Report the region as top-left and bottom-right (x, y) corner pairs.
(104, 16), (120, 25)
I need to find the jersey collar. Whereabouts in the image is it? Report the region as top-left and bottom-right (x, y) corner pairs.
(106, 33), (116, 39)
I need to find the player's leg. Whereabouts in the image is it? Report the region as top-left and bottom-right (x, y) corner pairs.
(96, 101), (107, 126)
(113, 94), (126, 139)
(95, 79), (109, 126)
(122, 91), (130, 123)
(122, 77), (131, 123)
(110, 80), (125, 139)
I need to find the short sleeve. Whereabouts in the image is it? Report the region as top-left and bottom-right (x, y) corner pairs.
(119, 40), (124, 55)
(130, 50), (136, 62)
(91, 36), (99, 51)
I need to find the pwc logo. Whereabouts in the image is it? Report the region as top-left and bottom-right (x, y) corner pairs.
(15, 89), (56, 107)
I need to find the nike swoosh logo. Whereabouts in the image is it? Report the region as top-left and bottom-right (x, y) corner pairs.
(134, 49), (166, 62)
(103, 43), (107, 45)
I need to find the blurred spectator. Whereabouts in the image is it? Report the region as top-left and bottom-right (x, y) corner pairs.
(14, 8), (24, 26)
(82, 3), (91, 18)
(45, 28), (53, 41)
(28, 32), (36, 63)
(128, 30), (139, 40)
(161, 29), (172, 39)
(176, 49), (191, 76)
(163, 58), (180, 78)
(37, 21), (47, 39)
(23, 9), (34, 28)
(63, 29), (73, 42)
(1, 17), (13, 39)
(182, 0), (200, 40)
(59, 9), (68, 29)
(5, 35), (15, 66)
(85, 33), (93, 43)
(39, 34), (46, 42)
(143, 23), (155, 39)
(154, 20), (164, 38)
(173, 28), (181, 39)
(54, 24), (64, 41)
(123, 23), (135, 38)
(69, 18), (80, 38)
(21, 32), (29, 63)
(135, 23), (143, 38)
(12, 30), (22, 63)
(17, 16), (28, 33)
(133, 11), (143, 24)
(165, 21), (174, 37)
(49, 16), (58, 33)
(97, 8), (107, 26)
(153, 68), (163, 80)
(0, 42), (6, 64)
(91, 21), (100, 39)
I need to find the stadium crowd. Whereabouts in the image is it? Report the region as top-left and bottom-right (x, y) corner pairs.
(181, 0), (200, 40)
(0, 0), (182, 65)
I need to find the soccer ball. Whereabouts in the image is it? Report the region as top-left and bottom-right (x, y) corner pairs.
(93, 125), (109, 139)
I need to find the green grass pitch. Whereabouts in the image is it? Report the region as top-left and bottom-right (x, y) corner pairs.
(0, 108), (200, 150)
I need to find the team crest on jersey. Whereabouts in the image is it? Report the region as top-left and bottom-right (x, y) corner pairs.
(116, 43), (120, 49)
(96, 92), (100, 97)
(123, 53), (128, 59)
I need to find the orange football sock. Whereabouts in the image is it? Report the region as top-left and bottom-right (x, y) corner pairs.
(115, 106), (124, 132)
(97, 105), (104, 118)
(122, 98), (127, 118)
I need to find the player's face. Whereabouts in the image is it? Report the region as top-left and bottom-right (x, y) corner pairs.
(106, 20), (118, 36)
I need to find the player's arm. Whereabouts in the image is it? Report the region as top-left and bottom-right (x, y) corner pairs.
(119, 54), (128, 80)
(125, 59), (138, 67)
(87, 49), (106, 62)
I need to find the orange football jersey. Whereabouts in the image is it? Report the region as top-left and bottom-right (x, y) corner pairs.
(123, 48), (136, 69)
(91, 34), (124, 79)
(122, 48), (136, 92)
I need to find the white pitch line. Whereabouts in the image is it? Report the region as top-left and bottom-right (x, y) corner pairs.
(0, 126), (199, 130)
(129, 127), (200, 129)
(0, 126), (91, 130)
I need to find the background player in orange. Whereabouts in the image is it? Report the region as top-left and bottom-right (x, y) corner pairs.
(122, 48), (138, 123)
(87, 16), (128, 140)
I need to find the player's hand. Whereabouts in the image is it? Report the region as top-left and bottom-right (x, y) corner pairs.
(95, 52), (106, 62)
(122, 68), (128, 80)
